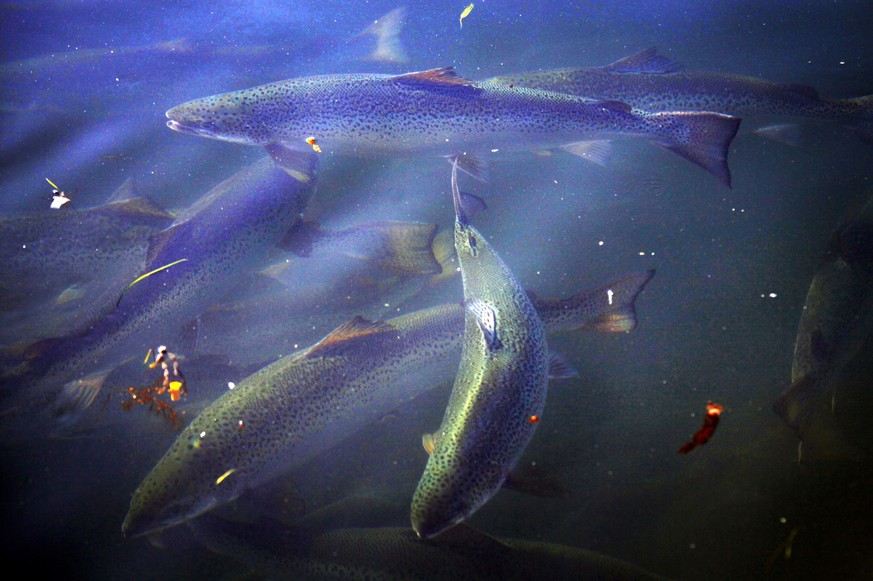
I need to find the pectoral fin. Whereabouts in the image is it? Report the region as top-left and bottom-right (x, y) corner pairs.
(421, 432), (437, 455)
(560, 140), (613, 166)
(465, 298), (501, 350)
(548, 351), (578, 379)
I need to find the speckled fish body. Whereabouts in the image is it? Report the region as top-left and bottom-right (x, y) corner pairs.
(121, 270), (653, 537)
(0, 153), (316, 436)
(0, 196), (173, 343)
(187, 514), (673, 581)
(165, 67), (740, 186)
(122, 304), (466, 537)
(489, 48), (873, 123)
(410, 163), (549, 539)
(0, 196), (173, 310)
(773, 195), (873, 438)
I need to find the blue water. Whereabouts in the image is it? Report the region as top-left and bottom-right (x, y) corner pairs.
(2, 1), (873, 579)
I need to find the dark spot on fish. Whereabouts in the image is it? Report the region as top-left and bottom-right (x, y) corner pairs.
(468, 233), (478, 256)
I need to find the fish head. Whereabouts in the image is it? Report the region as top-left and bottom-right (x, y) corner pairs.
(122, 426), (250, 537)
(165, 90), (281, 145)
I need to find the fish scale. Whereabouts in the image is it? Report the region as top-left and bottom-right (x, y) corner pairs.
(410, 161), (549, 538)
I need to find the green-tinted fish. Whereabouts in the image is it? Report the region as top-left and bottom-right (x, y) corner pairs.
(121, 268), (654, 537)
(187, 514), (673, 581)
(410, 160), (549, 539)
(488, 48), (873, 131)
(773, 195), (873, 460)
(165, 67), (740, 186)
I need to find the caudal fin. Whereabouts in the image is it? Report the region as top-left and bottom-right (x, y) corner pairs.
(648, 111), (741, 188)
(531, 269), (655, 334)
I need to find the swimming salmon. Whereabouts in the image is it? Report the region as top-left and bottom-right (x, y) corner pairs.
(773, 194), (873, 461)
(0, 148), (317, 438)
(0, 188), (173, 342)
(165, 67), (740, 186)
(489, 48), (873, 131)
(410, 160), (549, 538)
(121, 268), (654, 537)
(187, 509), (672, 581)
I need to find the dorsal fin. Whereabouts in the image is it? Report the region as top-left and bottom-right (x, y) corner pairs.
(145, 223), (190, 267)
(601, 47), (683, 75)
(96, 196), (174, 224)
(305, 316), (396, 359)
(391, 67), (481, 93)
(106, 177), (139, 204)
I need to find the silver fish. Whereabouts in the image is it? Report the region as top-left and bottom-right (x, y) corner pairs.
(165, 67), (740, 186)
(489, 47), (873, 130)
(773, 195), (873, 461)
(121, 269), (654, 537)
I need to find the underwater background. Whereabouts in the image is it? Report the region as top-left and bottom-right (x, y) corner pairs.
(2, 1), (873, 579)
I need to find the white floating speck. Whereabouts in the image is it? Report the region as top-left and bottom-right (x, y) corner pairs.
(638, 251), (645, 256)
(769, 293), (777, 298)
(490, 148), (499, 153)
(598, 240), (604, 246)
(199, 431), (206, 438)
(607, 289), (614, 305)
(227, 382), (235, 390)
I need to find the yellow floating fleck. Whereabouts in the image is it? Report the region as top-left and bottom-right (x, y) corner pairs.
(143, 348), (153, 365)
(127, 258), (189, 289)
(117, 258), (189, 307)
(459, 3), (474, 28)
(45, 177), (60, 190)
(306, 136), (322, 153)
(215, 468), (236, 485)
(168, 381), (184, 401)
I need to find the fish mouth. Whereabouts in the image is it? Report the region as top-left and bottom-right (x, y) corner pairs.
(166, 118), (214, 138)
(165, 117), (255, 145)
(121, 508), (193, 538)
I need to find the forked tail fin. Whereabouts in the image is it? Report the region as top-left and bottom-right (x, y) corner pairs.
(649, 111), (741, 188)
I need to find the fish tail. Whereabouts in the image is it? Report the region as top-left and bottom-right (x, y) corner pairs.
(375, 222), (441, 275)
(648, 111), (741, 188)
(533, 269), (655, 334)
